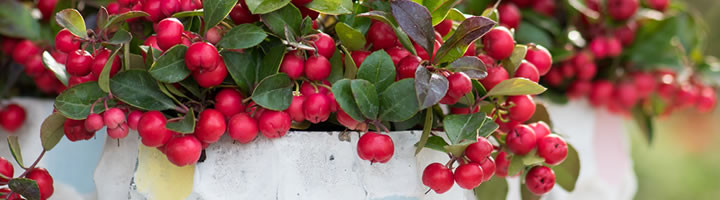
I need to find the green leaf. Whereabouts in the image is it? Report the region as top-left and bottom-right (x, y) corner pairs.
(445, 8), (467, 21)
(104, 11), (150, 29)
(55, 82), (113, 119)
(507, 153), (524, 176)
(222, 51), (257, 93)
(9, 178), (41, 200)
(335, 22), (366, 51)
(448, 56), (488, 79)
(105, 30), (132, 45)
(391, 0), (434, 58)
(149, 45), (191, 83)
(415, 66), (449, 109)
(515, 22), (553, 49)
(0, 0), (41, 40)
(306, 0), (353, 15)
(474, 176), (508, 200)
(424, 135), (448, 153)
(331, 79), (365, 121)
(520, 149), (545, 166)
(40, 112), (66, 151)
(520, 183), (542, 200)
(443, 112), (489, 144)
(526, 103), (552, 127)
(246, 0), (290, 14)
(350, 80), (380, 120)
(415, 109), (434, 154)
(260, 4), (301, 36)
(378, 79), (419, 122)
(328, 49), (345, 84)
(172, 10), (204, 18)
(251, 74), (294, 111)
(478, 115), (498, 137)
(49, 0), (73, 36)
(443, 141), (473, 156)
(203, 0), (239, 33)
(341, 45), (357, 79)
(179, 78), (204, 98)
(98, 48), (121, 93)
(357, 50), (396, 93)
(481, 6), (499, 22)
(7, 136), (24, 168)
(357, 11), (417, 55)
(167, 109), (196, 133)
(55, 9), (87, 38)
(427, 0), (459, 25)
(501, 45), (528, 76)
(486, 78), (547, 97)
(258, 38), (287, 80)
(218, 24), (268, 49)
(110, 70), (178, 111)
(41, 51), (69, 86)
(554, 143), (580, 192)
(435, 16), (496, 64)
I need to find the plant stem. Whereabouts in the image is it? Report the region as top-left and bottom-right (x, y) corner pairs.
(19, 150), (46, 177)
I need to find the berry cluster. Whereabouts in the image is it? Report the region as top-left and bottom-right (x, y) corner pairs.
(0, 157), (54, 200)
(0, 38), (66, 94)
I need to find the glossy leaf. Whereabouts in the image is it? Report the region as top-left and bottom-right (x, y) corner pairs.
(40, 112), (67, 151)
(306, 0), (353, 15)
(357, 50), (396, 93)
(435, 16), (495, 64)
(445, 8), (467, 21)
(9, 178), (40, 200)
(423, 135), (448, 153)
(218, 24), (268, 49)
(486, 78), (547, 97)
(350, 80), (380, 120)
(104, 11), (149, 29)
(443, 112), (489, 144)
(415, 67), (449, 109)
(554, 143), (581, 192)
(391, 0), (434, 57)
(474, 176), (509, 200)
(520, 183), (542, 200)
(172, 10), (204, 18)
(448, 56), (488, 79)
(335, 22), (366, 51)
(443, 141), (473, 156)
(41, 51), (69, 86)
(251, 74), (294, 111)
(341, 45), (357, 79)
(167, 109), (196, 133)
(501, 45), (528, 76)
(203, 0), (239, 33)
(331, 79), (365, 121)
(378, 79), (419, 122)
(98, 48), (121, 93)
(7, 136), (24, 168)
(515, 22), (553, 49)
(0, 0), (41, 40)
(56, 9), (87, 38)
(427, 0), (459, 25)
(526, 103), (552, 127)
(258, 39), (286, 80)
(110, 70), (177, 111)
(328, 49), (345, 83)
(246, 0), (290, 14)
(507, 153), (524, 176)
(261, 4), (301, 36)
(149, 45), (190, 83)
(105, 30), (132, 44)
(55, 82), (113, 119)
(222, 51), (257, 93)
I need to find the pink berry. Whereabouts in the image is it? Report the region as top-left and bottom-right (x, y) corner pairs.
(537, 135), (568, 165)
(288, 95), (306, 122)
(498, 3), (521, 29)
(156, 18), (184, 51)
(525, 166), (555, 195)
(84, 113), (104, 132)
(55, 29), (81, 53)
(465, 137), (493, 163)
(0, 104), (26, 132)
(506, 95), (536, 123)
(138, 111), (172, 147)
(185, 42), (221, 72)
(310, 32), (335, 58)
(524, 45), (553, 75)
(514, 61), (540, 82)
(303, 93), (331, 124)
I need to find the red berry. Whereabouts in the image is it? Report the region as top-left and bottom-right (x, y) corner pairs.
(357, 132), (394, 163)
(506, 95), (536, 122)
(103, 108), (126, 129)
(288, 95), (306, 122)
(483, 28), (515, 60)
(215, 88), (246, 119)
(156, 18), (184, 51)
(575, 62), (597, 81)
(367, 21), (398, 50)
(206, 26), (224, 45)
(337, 109), (366, 130)
(524, 45), (553, 75)
(0, 157), (13, 184)
(305, 55), (331, 81)
(396, 55), (421, 80)
(300, 81), (330, 96)
(144, 36), (162, 52)
(127, 111), (143, 130)
(439, 94), (460, 105)
(91, 49), (122, 79)
(37, 0), (58, 20)
(447, 72), (472, 98)
(180, 0), (202, 11)
(161, 0), (180, 17)
(498, 3), (522, 29)
(310, 33), (335, 58)
(544, 67), (564, 87)
(163, 135), (202, 166)
(228, 113), (258, 143)
(66, 50), (94, 76)
(606, 36), (622, 57)
(55, 29), (81, 53)
(614, 23), (637, 46)
(589, 37), (608, 59)
(566, 81), (590, 99)
(299, 6), (319, 19)
(454, 163), (484, 189)
(185, 42), (221, 72)
(532, 0), (556, 16)
(26, 168), (54, 200)
(615, 81), (639, 109)
(509, 0), (533, 7)
(697, 85), (717, 113)
(414, 40), (441, 61)
(303, 93), (331, 124)
(480, 65), (509, 90)
(464, 43), (477, 56)
(525, 166), (555, 195)
(434, 19), (453, 36)
(465, 137), (493, 163)
(514, 61), (540, 82)
(64, 119), (95, 141)
(537, 135), (568, 165)
(478, 157), (496, 181)
(608, 0), (639, 20)
(107, 3), (120, 14)
(351, 51), (371, 67)
(138, 111), (172, 147)
(0, 38), (18, 55)
(494, 151), (513, 177)
(0, 104), (26, 132)
(107, 123), (129, 139)
(422, 163), (454, 194)
(13, 40), (40, 65)
(280, 51), (305, 79)
(647, 0), (668, 11)
(589, 80), (615, 107)
(387, 47), (412, 66)
(674, 84), (699, 108)
(192, 60), (228, 88)
(143, 0), (165, 22)
(194, 109), (227, 144)
(528, 121), (551, 141)
(68, 72), (98, 88)
(258, 110), (291, 139)
(291, 0), (313, 6)
(632, 72), (656, 98)
(85, 113), (104, 132)
(506, 125), (537, 155)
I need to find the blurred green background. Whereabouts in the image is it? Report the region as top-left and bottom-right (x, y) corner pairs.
(630, 1), (720, 200)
